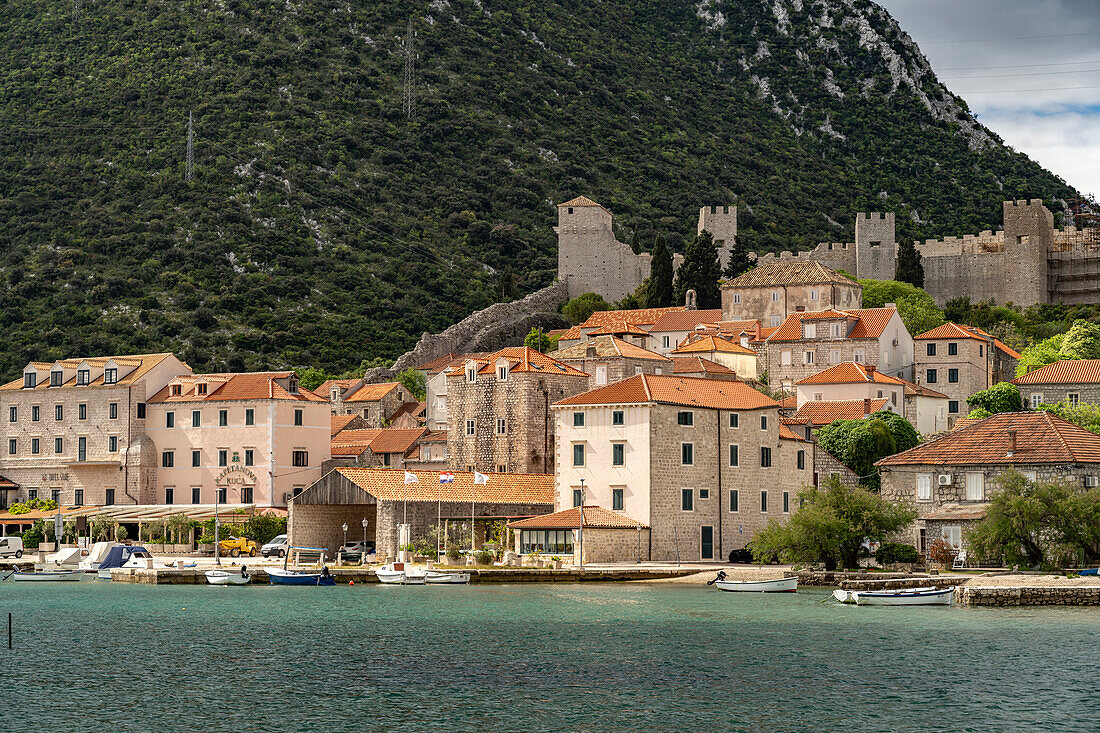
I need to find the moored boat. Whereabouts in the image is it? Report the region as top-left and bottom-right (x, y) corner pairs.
(708, 571), (797, 593)
(834, 586), (936, 603)
(10, 568), (84, 582)
(376, 562), (427, 585)
(266, 567), (336, 586)
(205, 568), (251, 586)
(425, 570), (470, 585)
(853, 587), (955, 606)
(833, 589), (854, 603)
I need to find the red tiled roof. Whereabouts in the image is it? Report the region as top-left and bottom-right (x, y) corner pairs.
(389, 401), (424, 423)
(558, 195), (606, 210)
(415, 353), (490, 374)
(898, 378), (949, 400)
(876, 412), (1100, 466)
(507, 505), (647, 529)
(1, 353), (183, 392)
(344, 382), (402, 403)
(778, 423), (812, 442)
(580, 307), (684, 329)
(554, 326), (589, 341)
(796, 362), (905, 386)
(670, 356), (736, 376)
(366, 428), (427, 455)
(768, 308), (896, 342)
(468, 347), (588, 378)
(793, 398), (889, 425)
(550, 336), (671, 363)
(914, 322), (1021, 359)
(672, 335), (756, 355)
(0, 475), (17, 489)
(316, 379), (360, 398)
(649, 309), (723, 333)
(1012, 359), (1100, 385)
(919, 504), (991, 521)
(554, 374), (777, 410)
(331, 414), (361, 436)
(332, 468), (554, 505)
(778, 395), (798, 410)
(148, 372), (326, 403)
(586, 321), (651, 337)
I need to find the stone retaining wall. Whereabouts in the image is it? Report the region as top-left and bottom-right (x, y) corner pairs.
(958, 586), (1100, 606)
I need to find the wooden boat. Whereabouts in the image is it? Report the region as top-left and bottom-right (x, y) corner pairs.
(834, 586), (936, 603)
(266, 567), (336, 586)
(376, 562), (427, 585)
(425, 570), (471, 585)
(10, 569), (84, 582)
(708, 571), (797, 593)
(854, 587), (955, 606)
(205, 569), (251, 586)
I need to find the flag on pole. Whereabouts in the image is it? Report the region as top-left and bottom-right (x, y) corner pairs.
(473, 471), (489, 485)
(439, 471), (455, 484)
(404, 471), (419, 484)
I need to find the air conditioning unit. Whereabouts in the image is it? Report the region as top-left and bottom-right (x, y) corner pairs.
(1085, 476), (1099, 488)
(937, 474), (953, 486)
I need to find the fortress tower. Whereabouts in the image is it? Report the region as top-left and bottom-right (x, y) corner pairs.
(1002, 199), (1053, 307)
(855, 212), (896, 281)
(556, 196), (653, 301)
(698, 205), (737, 270)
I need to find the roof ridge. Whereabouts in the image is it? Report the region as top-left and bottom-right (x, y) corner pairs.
(1047, 410), (1075, 459)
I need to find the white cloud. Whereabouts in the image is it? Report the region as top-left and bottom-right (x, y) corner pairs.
(977, 109), (1100, 198)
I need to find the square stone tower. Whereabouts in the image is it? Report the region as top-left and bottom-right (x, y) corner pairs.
(1002, 199), (1053, 307)
(556, 196), (651, 301)
(698, 205), (737, 270)
(855, 212), (897, 281)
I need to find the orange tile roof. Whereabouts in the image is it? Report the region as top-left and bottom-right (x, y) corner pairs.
(344, 382), (402, 403)
(554, 374), (777, 411)
(580, 307), (684, 329)
(913, 322), (1021, 359)
(671, 335), (756, 355)
(670, 356), (736, 376)
(331, 414), (361, 436)
(508, 505), (647, 529)
(649, 309), (723, 332)
(918, 504), (991, 521)
(897, 378), (949, 400)
(796, 362), (905, 386)
(723, 261), (858, 288)
(549, 336), (671, 363)
(1, 353), (183, 392)
(586, 321), (651, 337)
(366, 428), (428, 455)
(950, 417), (982, 432)
(470, 347), (588, 378)
(316, 379), (360, 397)
(148, 372), (326, 403)
(554, 326), (589, 341)
(558, 195), (606, 209)
(332, 467), (554, 505)
(768, 308), (896, 342)
(778, 395), (798, 410)
(778, 423), (812, 442)
(793, 399), (889, 425)
(876, 412), (1100, 466)
(1012, 359), (1100, 385)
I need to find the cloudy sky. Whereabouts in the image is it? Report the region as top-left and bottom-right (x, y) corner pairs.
(877, 0), (1100, 199)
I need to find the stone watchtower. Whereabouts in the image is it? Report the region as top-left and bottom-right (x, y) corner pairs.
(1002, 199), (1053, 307)
(556, 196), (652, 301)
(855, 212), (897, 281)
(698, 205), (737, 270)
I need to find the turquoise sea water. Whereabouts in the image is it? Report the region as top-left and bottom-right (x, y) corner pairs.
(2, 581), (1099, 732)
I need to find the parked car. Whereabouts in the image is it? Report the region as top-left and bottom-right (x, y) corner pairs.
(0, 536), (23, 558)
(338, 541), (373, 562)
(260, 534), (288, 558)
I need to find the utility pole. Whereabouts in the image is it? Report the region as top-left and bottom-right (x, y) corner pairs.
(402, 18), (416, 120)
(185, 111), (194, 182)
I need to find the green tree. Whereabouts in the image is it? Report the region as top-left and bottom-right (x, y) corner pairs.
(874, 410), (921, 452)
(749, 477), (917, 570)
(858, 279), (945, 336)
(562, 293), (612, 325)
(1016, 333), (1065, 376)
(497, 266), (517, 301)
(1057, 319), (1100, 360)
(1035, 401), (1100, 435)
(816, 415), (899, 488)
(296, 367), (329, 392)
(966, 382), (1021, 415)
(722, 237), (754, 281)
(396, 368), (426, 400)
(966, 471), (1100, 567)
(674, 229), (722, 309)
(524, 327), (559, 353)
(895, 239), (924, 288)
(644, 235), (674, 308)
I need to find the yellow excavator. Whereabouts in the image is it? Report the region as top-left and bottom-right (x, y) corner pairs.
(218, 536), (258, 557)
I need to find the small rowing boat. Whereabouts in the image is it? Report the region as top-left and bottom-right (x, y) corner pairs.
(834, 586), (936, 603)
(9, 569), (84, 582)
(853, 587), (955, 606)
(708, 571), (797, 593)
(425, 570), (470, 585)
(205, 568), (251, 586)
(376, 562), (427, 585)
(266, 567), (336, 586)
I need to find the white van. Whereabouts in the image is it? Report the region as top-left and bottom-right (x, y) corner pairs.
(0, 536), (24, 558)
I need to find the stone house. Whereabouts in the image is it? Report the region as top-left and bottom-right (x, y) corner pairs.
(0, 353), (192, 509)
(795, 362), (905, 415)
(340, 382), (418, 428)
(316, 378), (365, 416)
(508, 505), (650, 564)
(670, 356), (741, 381)
(548, 336), (672, 390)
(876, 412), (1100, 559)
(324, 428), (434, 472)
(553, 374), (813, 562)
(646, 309), (723, 354)
(671, 335), (760, 379)
(1011, 360), (1100, 409)
(765, 307), (914, 390)
(901, 380), (950, 435)
(418, 353), (490, 432)
(914, 322), (1020, 426)
(288, 467), (553, 561)
(447, 347), (589, 475)
(331, 414), (367, 437)
(721, 262), (862, 327)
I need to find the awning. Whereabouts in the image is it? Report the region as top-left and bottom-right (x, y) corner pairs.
(0, 506), (98, 525)
(0, 476), (18, 489)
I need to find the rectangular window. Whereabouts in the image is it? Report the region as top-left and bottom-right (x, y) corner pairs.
(1068, 393), (1080, 407)
(78, 437), (86, 462)
(165, 411), (174, 428)
(917, 474), (932, 501)
(27, 489), (37, 500)
(948, 400), (960, 414)
(760, 415), (768, 430)
(729, 489), (740, 512)
(1030, 393), (1043, 409)
(218, 487), (228, 504)
(219, 409), (227, 426)
(496, 465), (506, 474)
(105, 488), (114, 505)
(662, 336), (670, 349)
(218, 449), (228, 467)
(55, 404), (63, 421)
(760, 446), (772, 467)
(948, 369), (959, 383)
(8, 406), (15, 423)
(681, 443), (694, 465)
(137, 402), (146, 419)
(104, 368), (117, 384)
(780, 350), (792, 366)
(573, 489), (583, 507)
(804, 351), (814, 365)
(573, 412), (585, 427)
(241, 487), (253, 504)
(783, 491), (790, 514)
(926, 369), (937, 384)
(677, 411), (694, 426)
(612, 410), (624, 426)
(23, 373), (35, 389)
(729, 444), (739, 467)
(497, 365), (508, 381)
(612, 443), (625, 466)
(681, 488), (694, 511)
(108, 436), (118, 452)
(853, 349), (865, 364)
(733, 293), (741, 304)
(162, 451), (174, 468)
(810, 289), (818, 301)
(572, 444), (585, 466)
(7, 438), (14, 455)
(465, 419), (475, 436)
(926, 343), (936, 356)
(54, 437), (63, 454)
(760, 491), (768, 512)
(31, 405), (39, 422)
(50, 371), (62, 387)
(109, 403), (117, 420)
(771, 291), (780, 302)
(192, 487), (201, 504)
(797, 450), (805, 470)
(595, 366), (607, 385)
(979, 345), (984, 357)
(496, 418), (507, 435)
(192, 450), (200, 467)
(294, 409), (303, 426)
(804, 323), (816, 339)
(292, 450), (308, 467)
(30, 438), (39, 455)
(382, 453), (391, 467)
(192, 410), (201, 428)
(771, 315), (782, 327)
(165, 487), (174, 505)
(77, 369), (89, 386)
(948, 342), (958, 356)
(829, 349), (841, 364)
(197, 383), (208, 395)
(699, 488), (709, 499)
(244, 449), (254, 467)
(966, 472), (985, 501)
(612, 488), (624, 511)
(74, 489), (84, 506)
(729, 413), (739, 428)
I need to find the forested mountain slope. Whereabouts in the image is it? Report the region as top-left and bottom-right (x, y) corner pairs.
(0, 0), (1077, 376)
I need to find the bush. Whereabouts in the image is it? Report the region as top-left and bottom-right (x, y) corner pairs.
(561, 293), (611, 325)
(474, 549), (493, 565)
(874, 542), (920, 565)
(446, 545), (461, 562)
(928, 537), (954, 565)
(966, 382), (1021, 415)
(20, 521), (45, 550)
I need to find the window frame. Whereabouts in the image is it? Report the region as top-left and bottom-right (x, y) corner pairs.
(572, 443), (585, 467)
(612, 487), (624, 511)
(573, 411), (585, 427)
(760, 446), (772, 468)
(162, 451), (174, 468)
(681, 488), (694, 512)
(760, 490), (768, 513)
(677, 410), (694, 426)
(729, 489), (739, 512)
(612, 410), (625, 426)
(293, 409), (303, 427)
(681, 442), (694, 466)
(612, 442), (625, 466)
(729, 444), (739, 467)
(916, 473), (932, 501)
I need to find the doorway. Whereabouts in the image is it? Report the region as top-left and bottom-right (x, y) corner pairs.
(701, 526), (714, 560)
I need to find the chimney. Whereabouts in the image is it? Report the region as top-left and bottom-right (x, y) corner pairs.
(1008, 429), (1017, 454)
(865, 364), (876, 377)
(586, 345), (597, 357)
(864, 398), (872, 416)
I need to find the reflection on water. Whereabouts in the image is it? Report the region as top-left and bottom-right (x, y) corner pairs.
(3, 582), (1099, 731)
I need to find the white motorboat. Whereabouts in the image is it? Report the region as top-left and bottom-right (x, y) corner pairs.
(40, 547), (84, 569)
(80, 542), (120, 571)
(9, 569), (83, 582)
(854, 587), (955, 606)
(834, 586), (936, 603)
(425, 570), (471, 585)
(205, 569), (251, 586)
(376, 562), (427, 585)
(708, 572), (797, 593)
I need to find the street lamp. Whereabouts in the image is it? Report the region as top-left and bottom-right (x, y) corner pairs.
(577, 478), (585, 571)
(341, 522), (348, 565)
(361, 518), (369, 566)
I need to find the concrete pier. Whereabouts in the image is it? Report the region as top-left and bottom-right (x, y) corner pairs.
(106, 566), (702, 584)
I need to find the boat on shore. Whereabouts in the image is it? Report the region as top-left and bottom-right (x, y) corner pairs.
(708, 571), (797, 593)
(425, 570), (470, 585)
(206, 567), (251, 586)
(7, 567), (84, 582)
(853, 587), (955, 606)
(266, 567), (336, 586)
(376, 562), (427, 585)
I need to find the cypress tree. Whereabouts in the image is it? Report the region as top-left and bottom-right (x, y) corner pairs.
(674, 229), (722, 309)
(722, 234), (754, 280)
(645, 234), (674, 307)
(896, 238), (924, 288)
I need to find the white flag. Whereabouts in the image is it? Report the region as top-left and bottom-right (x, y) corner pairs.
(404, 471), (419, 484)
(473, 471), (489, 485)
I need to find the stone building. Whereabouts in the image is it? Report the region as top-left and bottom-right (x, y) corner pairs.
(508, 505), (650, 564)
(877, 412), (1100, 559)
(318, 379), (417, 428)
(764, 307), (914, 389)
(670, 356), (741, 381)
(552, 374), (813, 562)
(1011, 360), (1100, 409)
(146, 372), (331, 508)
(417, 352), (490, 432)
(547, 336), (671, 390)
(324, 428), (431, 472)
(645, 309), (723, 354)
(671, 335), (760, 379)
(446, 347), (589, 474)
(795, 362), (906, 415)
(914, 322), (1020, 426)
(792, 398), (889, 429)
(288, 467), (553, 561)
(0, 353), (191, 509)
(721, 262), (862, 327)
(900, 380), (951, 435)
